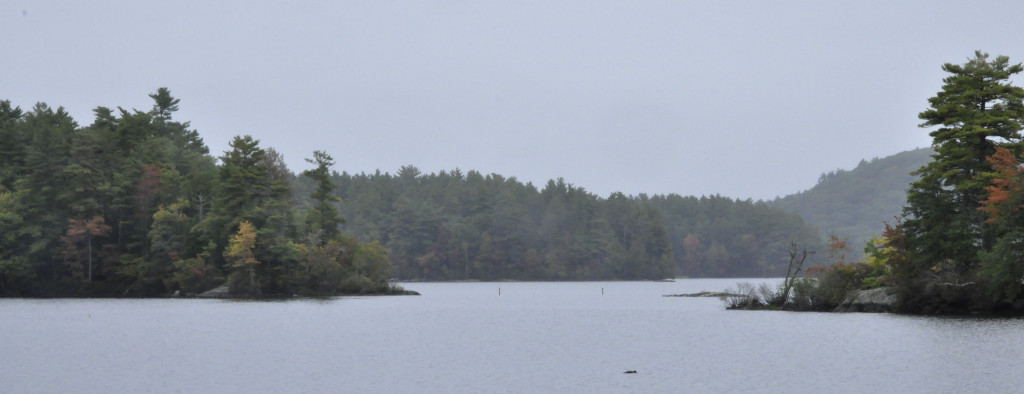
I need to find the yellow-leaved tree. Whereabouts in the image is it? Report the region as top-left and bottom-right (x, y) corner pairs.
(226, 221), (259, 295)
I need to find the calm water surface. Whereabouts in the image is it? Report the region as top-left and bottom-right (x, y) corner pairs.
(2, 279), (1023, 393)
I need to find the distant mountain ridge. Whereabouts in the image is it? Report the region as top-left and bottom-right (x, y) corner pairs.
(770, 148), (933, 259)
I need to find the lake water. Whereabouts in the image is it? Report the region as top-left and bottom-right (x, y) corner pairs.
(2, 279), (1023, 393)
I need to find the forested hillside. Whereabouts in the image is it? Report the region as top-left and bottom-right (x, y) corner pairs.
(770, 148), (932, 258)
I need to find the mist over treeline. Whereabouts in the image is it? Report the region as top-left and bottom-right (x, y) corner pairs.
(301, 167), (822, 281)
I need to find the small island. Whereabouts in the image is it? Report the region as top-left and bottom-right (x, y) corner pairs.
(0, 89), (405, 298)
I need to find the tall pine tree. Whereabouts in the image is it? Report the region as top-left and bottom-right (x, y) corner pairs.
(903, 51), (1024, 281)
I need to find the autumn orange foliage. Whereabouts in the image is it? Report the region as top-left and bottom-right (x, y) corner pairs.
(979, 147), (1024, 223)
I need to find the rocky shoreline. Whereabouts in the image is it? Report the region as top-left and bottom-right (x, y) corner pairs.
(676, 287), (899, 313)
(831, 287), (897, 313)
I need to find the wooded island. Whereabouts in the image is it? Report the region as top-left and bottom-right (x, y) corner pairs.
(0, 90), (400, 297)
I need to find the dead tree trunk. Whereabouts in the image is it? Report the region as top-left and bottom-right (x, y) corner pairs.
(778, 242), (813, 307)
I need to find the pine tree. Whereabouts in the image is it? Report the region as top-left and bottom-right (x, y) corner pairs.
(903, 51), (1024, 280)
(302, 150), (344, 241)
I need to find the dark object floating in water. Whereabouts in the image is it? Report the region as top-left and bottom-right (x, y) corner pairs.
(624, 370), (637, 374)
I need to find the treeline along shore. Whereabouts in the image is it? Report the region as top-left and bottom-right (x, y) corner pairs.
(7, 52), (1022, 312)
(0, 89), (823, 297)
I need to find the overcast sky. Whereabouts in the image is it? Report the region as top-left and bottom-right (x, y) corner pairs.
(4, 1), (1022, 200)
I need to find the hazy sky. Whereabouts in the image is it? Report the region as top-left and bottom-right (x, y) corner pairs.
(4, 1), (1022, 200)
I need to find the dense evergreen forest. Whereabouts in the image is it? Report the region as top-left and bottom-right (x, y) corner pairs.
(0, 90), (396, 297)
(0, 89), (827, 297)
(771, 148), (932, 260)
(309, 171), (821, 280)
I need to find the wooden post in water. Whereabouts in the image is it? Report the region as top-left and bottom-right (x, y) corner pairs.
(498, 287), (501, 296)
(602, 287), (604, 295)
